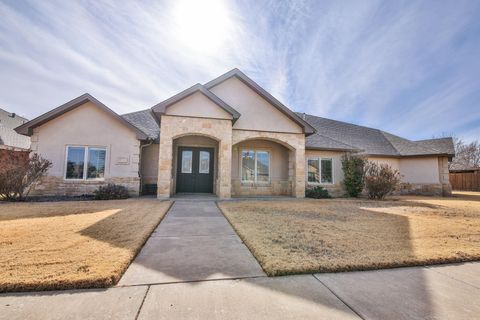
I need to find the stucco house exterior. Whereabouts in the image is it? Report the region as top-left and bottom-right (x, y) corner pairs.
(15, 68), (455, 198)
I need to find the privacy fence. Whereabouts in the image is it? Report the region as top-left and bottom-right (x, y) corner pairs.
(449, 170), (480, 191)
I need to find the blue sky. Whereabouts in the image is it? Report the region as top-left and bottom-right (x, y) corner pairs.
(1, 0), (479, 141)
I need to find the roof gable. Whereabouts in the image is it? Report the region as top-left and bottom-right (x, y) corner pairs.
(15, 93), (148, 140)
(151, 84), (240, 121)
(205, 68), (315, 135)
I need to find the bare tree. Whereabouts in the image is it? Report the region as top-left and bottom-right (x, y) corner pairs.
(449, 137), (480, 170)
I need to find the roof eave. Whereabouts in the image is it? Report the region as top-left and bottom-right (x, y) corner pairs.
(14, 93), (149, 140)
(306, 146), (361, 152)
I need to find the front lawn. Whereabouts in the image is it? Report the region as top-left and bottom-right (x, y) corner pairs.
(0, 199), (171, 292)
(218, 194), (480, 276)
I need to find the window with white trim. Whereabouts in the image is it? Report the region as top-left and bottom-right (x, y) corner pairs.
(65, 146), (106, 180)
(241, 150), (270, 183)
(307, 158), (333, 184)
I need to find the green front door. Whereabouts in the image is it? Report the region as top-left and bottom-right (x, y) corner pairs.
(176, 147), (214, 193)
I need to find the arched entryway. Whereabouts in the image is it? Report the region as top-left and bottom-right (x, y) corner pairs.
(172, 135), (219, 195)
(232, 138), (297, 197)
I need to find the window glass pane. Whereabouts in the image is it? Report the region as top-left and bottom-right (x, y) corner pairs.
(256, 151), (270, 182)
(66, 147), (85, 179)
(87, 148), (106, 179)
(199, 151), (210, 174)
(321, 159), (333, 183)
(307, 159), (320, 183)
(241, 150), (255, 181)
(181, 150), (192, 173)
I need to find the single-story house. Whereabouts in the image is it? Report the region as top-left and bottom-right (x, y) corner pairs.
(15, 68), (455, 198)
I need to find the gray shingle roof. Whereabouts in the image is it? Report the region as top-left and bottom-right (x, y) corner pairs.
(415, 137), (455, 156)
(119, 108), (455, 157)
(121, 109), (159, 140)
(299, 113), (454, 157)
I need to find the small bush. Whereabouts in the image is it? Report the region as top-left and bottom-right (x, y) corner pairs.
(93, 184), (130, 200)
(341, 153), (366, 197)
(0, 153), (52, 201)
(305, 186), (331, 199)
(364, 161), (401, 199)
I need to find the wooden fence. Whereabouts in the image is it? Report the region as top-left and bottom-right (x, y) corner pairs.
(449, 170), (480, 191)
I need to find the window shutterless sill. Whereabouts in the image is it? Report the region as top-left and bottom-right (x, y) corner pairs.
(240, 182), (272, 187)
(63, 179), (106, 183)
(307, 182), (334, 186)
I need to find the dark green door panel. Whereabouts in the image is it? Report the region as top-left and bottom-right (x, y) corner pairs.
(176, 147), (214, 193)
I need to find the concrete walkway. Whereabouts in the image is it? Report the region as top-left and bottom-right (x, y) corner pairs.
(1, 200), (479, 319)
(118, 200), (265, 285)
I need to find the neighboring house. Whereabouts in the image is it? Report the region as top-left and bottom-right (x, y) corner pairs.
(0, 108), (30, 150)
(15, 69), (455, 198)
(0, 109), (30, 174)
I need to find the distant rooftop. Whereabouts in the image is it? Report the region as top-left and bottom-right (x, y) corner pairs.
(0, 108), (30, 149)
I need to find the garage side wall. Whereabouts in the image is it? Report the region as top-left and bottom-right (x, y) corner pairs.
(29, 102), (141, 196)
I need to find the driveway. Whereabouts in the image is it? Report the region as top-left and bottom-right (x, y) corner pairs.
(1, 200), (479, 319)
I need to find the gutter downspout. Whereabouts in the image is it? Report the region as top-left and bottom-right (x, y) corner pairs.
(139, 140), (153, 195)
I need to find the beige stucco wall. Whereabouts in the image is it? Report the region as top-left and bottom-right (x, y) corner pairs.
(209, 77), (303, 134)
(165, 92), (233, 120)
(30, 102), (141, 195)
(305, 150), (345, 197)
(368, 156), (440, 183)
(399, 157), (440, 183)
(368, 155), (444, 196)
(140, 143), (159, 185)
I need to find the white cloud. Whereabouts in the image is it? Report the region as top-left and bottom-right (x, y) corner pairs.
(0, 0), (478, 142)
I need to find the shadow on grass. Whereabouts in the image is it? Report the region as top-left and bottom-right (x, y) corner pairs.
(0, 200), (128, 221)
(83, 200), (438, 317)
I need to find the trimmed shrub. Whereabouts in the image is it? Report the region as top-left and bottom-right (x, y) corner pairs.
(364, 161), (401, 199)
(93, 184), (129, 200)
(0, 153), (52, 201)
(305, 186), (331, 199)
(341, 153), (366, 197)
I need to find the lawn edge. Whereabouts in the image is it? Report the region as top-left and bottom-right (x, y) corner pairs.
(216, 201), (480, 277)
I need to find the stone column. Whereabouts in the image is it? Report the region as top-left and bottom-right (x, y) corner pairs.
(438, 156), (452, 196)
(294, 146), (306, 198)
(157, 128), (173, 199)
(218, 139), (232, 198)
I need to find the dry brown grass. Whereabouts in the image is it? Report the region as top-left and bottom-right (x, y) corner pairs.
(0, 199), (171, 292)
(218, 193), (480, 276)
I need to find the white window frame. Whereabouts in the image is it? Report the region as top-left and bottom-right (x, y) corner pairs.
(306, 157), (334, 185)
(64, 145), (107, 181)
(241, 149), (271, 184)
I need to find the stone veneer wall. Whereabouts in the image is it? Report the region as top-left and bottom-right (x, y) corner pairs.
(307, 183), (345, 198)
(232, 180), (291, 197)
(438, 156), (452, 196)
(29, 176), (140, 196)
(398, 183), (443, 196)
(232, 130), (306, 198)
(157, 115), (233, 198)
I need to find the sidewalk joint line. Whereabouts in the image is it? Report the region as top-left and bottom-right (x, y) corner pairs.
(312, 274), (366, 320)
(134, 285), (150, 320)
(424, 265), (480, 290)
(117, 274), (268, 289)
